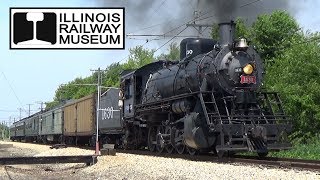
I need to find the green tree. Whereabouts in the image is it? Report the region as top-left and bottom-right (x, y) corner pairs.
(235, 18), (250, 39)
(123, 45), (155, 69)
(45, 101), (60, 110)
(211, 23), (219, 40)
(252, 11), (320, 143)
(265, 33), (320, 143)
(45, 75), (97, 109)
(102, 63), (125, 88)
(157, 42), (180, 61)
(251, 11), (301, 61)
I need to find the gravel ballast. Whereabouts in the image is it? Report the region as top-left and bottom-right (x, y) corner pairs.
(0, 141), (319, 180)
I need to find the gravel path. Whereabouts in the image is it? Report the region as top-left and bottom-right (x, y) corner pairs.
(0, 141), (94, 179)
(81, 153), (320, 180)
(0, 141), (319, 180)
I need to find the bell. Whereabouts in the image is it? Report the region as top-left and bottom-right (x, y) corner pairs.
(236, 38), (249, 51)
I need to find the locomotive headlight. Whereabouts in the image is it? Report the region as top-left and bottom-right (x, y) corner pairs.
(243, 64), (254, 75)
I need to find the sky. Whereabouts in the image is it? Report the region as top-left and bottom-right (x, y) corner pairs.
(1, 0), (320, 124)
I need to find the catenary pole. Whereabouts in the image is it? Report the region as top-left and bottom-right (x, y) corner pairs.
(18, 108), (23, 120)
(26, 104), (32, 116)
(96, 68), (101, 155)
(90, 68), (102, 155)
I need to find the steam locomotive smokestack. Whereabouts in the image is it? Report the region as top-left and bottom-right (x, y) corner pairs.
(218, 21), (236, 47)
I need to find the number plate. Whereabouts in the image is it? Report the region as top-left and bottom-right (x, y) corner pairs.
(240, 75), (256, 84)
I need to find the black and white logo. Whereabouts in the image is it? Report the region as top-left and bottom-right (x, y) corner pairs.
(10, 8), (125, 49)
(13, 12), (56, 45)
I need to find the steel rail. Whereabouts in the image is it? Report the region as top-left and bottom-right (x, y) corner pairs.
(0, 155), (98, 166)
(116, 149), (320, 171)
(231, 155), (320, 171)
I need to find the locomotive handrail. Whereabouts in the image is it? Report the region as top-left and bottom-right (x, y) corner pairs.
(136, 91), (205, 108)
(135, 104), (171, 113)
(259, 90), (280, 94)
(210, 118), (290, 125)
(210, 115), (290, 119)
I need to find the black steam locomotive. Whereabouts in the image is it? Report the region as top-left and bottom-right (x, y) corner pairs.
(120, 22), (291, 157)
(10, 21), (291, 158)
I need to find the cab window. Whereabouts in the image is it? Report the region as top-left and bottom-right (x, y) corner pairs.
(124, 79), (131, 99)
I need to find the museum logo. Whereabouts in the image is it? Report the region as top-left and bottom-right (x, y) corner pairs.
(10, 8), (125, 49)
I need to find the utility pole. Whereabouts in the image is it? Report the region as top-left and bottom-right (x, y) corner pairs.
(186, 5), (212, 38)
(35, 101), (45, 111)
(26, 104), (33, 116)
(1, 121), (4, 140)
(8, 123), (11, 140)
(18, 108), (23, 120)
(186, 23), (212, 38)
(90, 68), (104, 155)
(8, 117), (11, 140)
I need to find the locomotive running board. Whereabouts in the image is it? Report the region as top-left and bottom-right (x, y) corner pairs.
(0, 155), (98, 166)
(135, 92), (200, 113)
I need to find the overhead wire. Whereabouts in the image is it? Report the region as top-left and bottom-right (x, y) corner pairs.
(127, 0), (169, 34)
(128, 6), (213, 39)
(192, 0), (264, 23)
(240, 0), (263, 8)
(116, 0), (171, 63)
(158, 0), (265, 36)
(121, 26), (189, 72)
(118, 25), (189, 64)
(152, 0), (168, 15)
(117, 39), (153, 63)
(188, 0), (196, 11)
(119, 0), (267, 65)
(127, 0), (201, 35)
(127, 35), (199, 39)
(162, 10), (212, 36)
(127, 21), (173, 34)
(0, 109), (19, 112)
(154, 26), (188, 53)
(120, 6), (213, 64)
(127, 2), (212, 43)
(0, 71), (27, 113)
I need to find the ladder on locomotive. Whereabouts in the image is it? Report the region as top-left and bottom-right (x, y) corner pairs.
(261, 92), (286, 120)
(199, 91), (222, 127)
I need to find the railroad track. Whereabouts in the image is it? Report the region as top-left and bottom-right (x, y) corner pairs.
(0, 155), (98, 166)
(116, 149), (320, 171)
(226, 155), (320, 171)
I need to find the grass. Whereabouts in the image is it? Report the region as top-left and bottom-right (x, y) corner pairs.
(239, 140), (320, 160)
(269, 141), (320, 160)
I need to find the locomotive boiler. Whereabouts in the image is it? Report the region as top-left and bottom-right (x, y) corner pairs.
(144, 23), (263, 101)
(121, 21), (292, 157)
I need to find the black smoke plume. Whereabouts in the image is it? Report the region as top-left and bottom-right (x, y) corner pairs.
(96, 0), (298, 37)
(200, 0), (295, 22)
